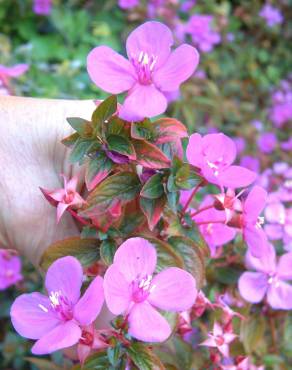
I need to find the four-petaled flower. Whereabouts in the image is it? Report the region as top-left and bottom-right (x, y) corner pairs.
(10, 256), (104, 354)
(238, 242), (292, 310)
(186, 133), (257, 189)
(200, 322), (237, 357)
(103, 237), (197, 342)
(40, 174), (85, 223)
(87, 21), (199, 121)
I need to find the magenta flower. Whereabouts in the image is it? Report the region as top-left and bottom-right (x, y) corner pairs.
(240, 185), (268, 257)
(186, 133), (257, 189)
(200, 322), (237, 357)
(87, 21), (199, 121)
(0, 249), (22, 290)
(238, 243), (292, 310)
(240, 155), (260, 174)
(257, 132), (277, 153)
(0, 64), (29, 81)
(259, 4), (283, 27)
(103, 237), (197, 342)
(186, 15), (221, 53)
(33, 0), (52, 15)
(40, 174), (85, 223)
(118, 0), (139, 9)
(192, 196), (236, 256)
(10, 256), (104, 354)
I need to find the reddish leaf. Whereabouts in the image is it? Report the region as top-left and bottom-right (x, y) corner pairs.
(133, 140), (171, 169)
(140, 196), (166, 230)
(152, 118), (188, 144)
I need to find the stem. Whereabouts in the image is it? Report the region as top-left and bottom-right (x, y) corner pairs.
(181, 181), (203, 215)
(68, 208), (91, 226)
(195, 220), (225, 226)
(190, 204), (215, 218)
(268, 315), (278, 353)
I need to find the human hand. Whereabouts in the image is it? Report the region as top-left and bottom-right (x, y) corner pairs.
(0, 96), (96, 266)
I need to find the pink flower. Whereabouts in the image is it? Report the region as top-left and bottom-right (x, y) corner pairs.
(259, 4), (283, 27)
(40, 174), (85, 223)
(238, 243), (292, 310)
(0, 64), (29, 94)
(33, 0), (52, 15)
(192, 196), (236, 256)
(186, 15), (221, 53)
(87, 21), (199, 121)
(200, 322), (237, 357)
(240, 186), (268, 257)
(10, 256), (104, 354)
(186, 133), (257, 189)
(103, 237), (197, 342)
(118, 0), (139, 9)
(0, 249), (22, 290)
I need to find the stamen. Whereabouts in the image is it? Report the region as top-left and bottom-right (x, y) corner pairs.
(39, 304), (48, 313)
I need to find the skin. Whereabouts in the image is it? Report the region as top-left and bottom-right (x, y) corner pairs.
(0, 96), (96, 266)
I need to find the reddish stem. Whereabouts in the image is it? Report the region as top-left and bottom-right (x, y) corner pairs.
(190, 204), (215, 218)
(181, 181), (203, 215)
(195, 220), (225, 226)
(68, 208), (91, 226)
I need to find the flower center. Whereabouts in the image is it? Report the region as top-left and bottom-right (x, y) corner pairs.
(79, 330), (94, 346)
(131, 275), (156, 303)
(256, 216), (265, 229)
(268, 272), (280, 287)
(39, 290), (73, 321)
(206, 157), (225, 177)
(214, 335), (225, 346)
(64, 190), (75, 204)
(131, 51), (157, 85)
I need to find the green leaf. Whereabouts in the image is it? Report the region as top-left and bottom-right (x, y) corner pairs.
(85, 152), (113, 191)
(142, 236), (184, 272)
(131, 119), (155, 141)
(107, 134), (136, 158)
(100, 239), (117, 265)
(25, 357), (62, 370)
(133, 140), (171, 169)
(66, 117), (93, 137)
(107, 344), (121, 367)
(140, 173), (164, 199)
(72, 351), (110, 370)
(168, 236), (205, 289)
(40, 237), (100, 271)
(69, 137), (98, 164)
(240, 314), (266, 354)
(92, 95), (117, 130)
(173, 337), (193, 370)
(140, 196), (166, 231)
(175, 164), (202, 190)
(61, 132), (80, 148)
(126, 343), (165, 370)
(80, 172), (141, 217)
(80, 225), (98, 239)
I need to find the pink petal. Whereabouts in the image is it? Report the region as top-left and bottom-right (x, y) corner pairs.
(77, 343), (92, 365)
(244, 186), (267, 223)
(244, 225), (268, 258)
(113, 237), (157, 282)
(148, 267), (197, 311)
(245, 242), (276, 273)
(128, 301), (171, 342)
(45, 256), (83, 305)
(218, 343), (230, 357)
(119, 84), (168, 121)
(213, 322), (223, 336)
(186, 133), (203, 167)
(238, 272), (268, 303)
(267, 281), (292, 310)
(103, 264), (131, 315)
(200, 337), (216, 348)
(48, 188), (65, 202)
(202, 133), (236, 166)
(219, 166), (257, 189)
(153, 44), (199, 91)
(10, 293), (59, 339)
(277, 252), (292, 280)
(65, 175), (78, 192)
(74, 276), (104, 325)
(224, 333), (237, 344)
(31, 320), (81, 355)
(126, 21), (173, 69)
(0, 64), (29, 78)
(87, 46), (135, 94)
(56, 202), (69, 223)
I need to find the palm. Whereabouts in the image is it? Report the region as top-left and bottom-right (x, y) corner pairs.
(0, 96), (95, 265)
